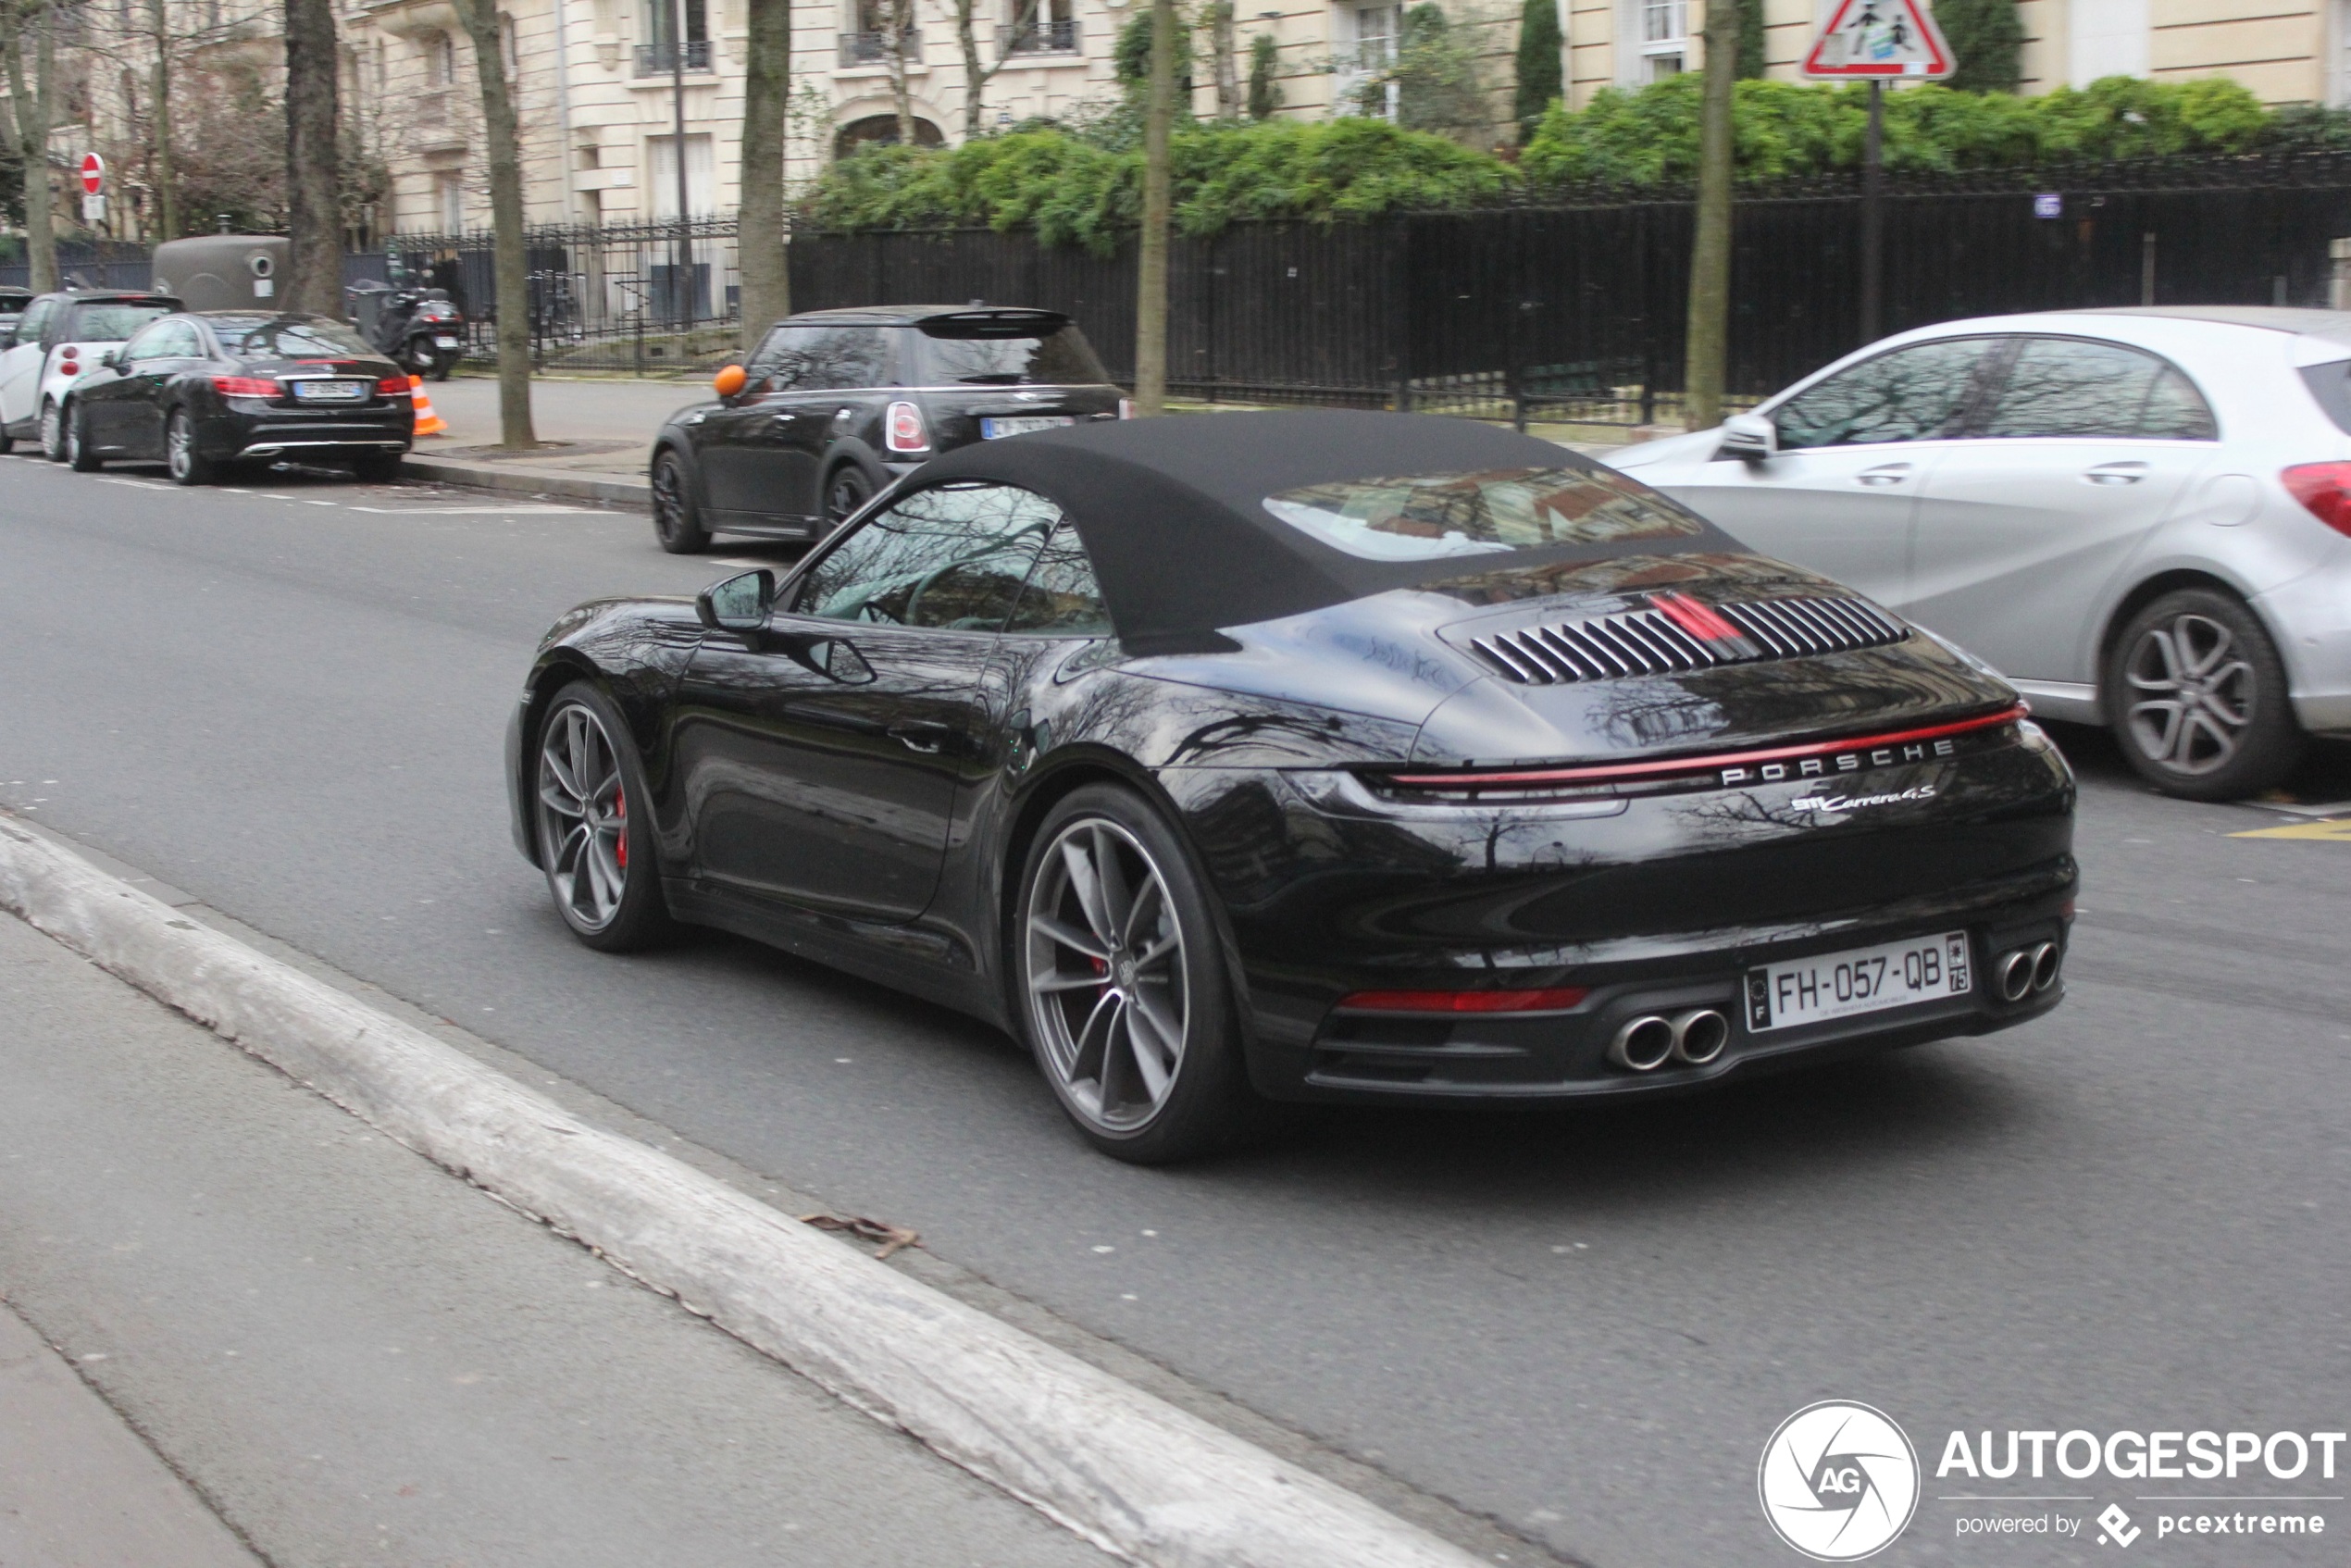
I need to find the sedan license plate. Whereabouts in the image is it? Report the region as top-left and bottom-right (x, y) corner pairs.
(979, 415), (1076, 439)
(434, 336), (462, 348)
(1746, 931), (1970, 1032)
(291, 380), (368, 402)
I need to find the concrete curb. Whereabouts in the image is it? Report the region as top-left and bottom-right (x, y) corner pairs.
(400, 454), (651, 508)
(0, 819), (1486, 1568)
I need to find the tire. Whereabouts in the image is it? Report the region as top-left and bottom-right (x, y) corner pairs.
(429, 352), (455, 382)
(165, 409), (217, 486)
(651, 449), (711, 553)
(350, 451), (404, 483)
(530, 682), (675, 952)
(0, 429), (15, 455)
(2105, 587), (2304, 801)
(1014, 783), (1260, 1164)
(825, 465), (874, 529)
(66, 403), (100, 471)
(39, 399), (65, 461)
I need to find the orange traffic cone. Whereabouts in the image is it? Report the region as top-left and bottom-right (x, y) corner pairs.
(409, 375), (448, 437)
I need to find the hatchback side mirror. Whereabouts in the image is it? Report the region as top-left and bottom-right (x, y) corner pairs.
(1717, 412), (1777, 463)
(696, 568), (775, 631)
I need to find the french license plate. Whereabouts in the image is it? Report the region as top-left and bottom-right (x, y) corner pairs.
(1746, 931), (1971, 1032)
(979, 415), (1076, 439)
(433, 336), (462, 348)
(292, 380), (367, 402)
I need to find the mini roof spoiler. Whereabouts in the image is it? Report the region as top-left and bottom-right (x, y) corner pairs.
(916, 307), (1069, 339)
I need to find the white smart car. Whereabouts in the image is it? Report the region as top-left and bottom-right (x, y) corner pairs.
(0, 290), (177, 459)
(1609, 308), (2351, 799)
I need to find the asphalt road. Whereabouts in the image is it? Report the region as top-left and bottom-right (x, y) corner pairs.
(4, 452), (2348, 1568)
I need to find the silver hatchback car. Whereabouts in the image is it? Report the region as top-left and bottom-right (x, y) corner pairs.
(1610, 307), (2351, 799)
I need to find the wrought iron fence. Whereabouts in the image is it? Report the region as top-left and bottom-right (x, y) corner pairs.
(633, 39), (714, 76)
(0, 239), (153, 293)
(838, 28), (920, 66)
(999, 17), (1080, 55)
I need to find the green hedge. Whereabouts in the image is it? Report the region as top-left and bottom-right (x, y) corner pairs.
(799, 118), (1512, 252)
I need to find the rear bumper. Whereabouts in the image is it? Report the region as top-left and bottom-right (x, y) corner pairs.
(200, 407), (413, 459)
(2258, 554), (2351, 736)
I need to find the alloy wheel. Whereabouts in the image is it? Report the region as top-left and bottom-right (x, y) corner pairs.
(1024, 817), (1189, 1132)
(167, 415), (194, 482)
(827, 469), (872, 527)
(39, 401), (62, 460)
(535, 703), (631, 932)
(2123, 611), (2254, 778)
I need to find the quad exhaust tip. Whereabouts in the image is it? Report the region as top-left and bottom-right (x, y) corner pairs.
(1996, 940), (2062, 1002)
(1608, 1008), (1732, 1072)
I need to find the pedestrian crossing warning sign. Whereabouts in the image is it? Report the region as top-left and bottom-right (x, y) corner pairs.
(1802, 0), (1953, 77)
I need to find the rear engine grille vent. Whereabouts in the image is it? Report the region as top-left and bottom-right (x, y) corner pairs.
(1467, 593), (1908, 686)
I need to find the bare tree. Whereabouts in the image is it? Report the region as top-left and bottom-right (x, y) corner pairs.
(1681, 0), (1737, 429)
(143, 0), (173, 238)
(1, 0), (58, 293)
(738, 0), (790, 350)
(1132, 0), (1176, 415)
(1205, 0), (1238, 118)
(879, 0), (917, 144)
(449, 0), (536, 448)
(950, 0), (1007, 140)
(282, 0), (340, 313)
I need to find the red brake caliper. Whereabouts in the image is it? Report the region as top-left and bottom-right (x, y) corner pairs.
(613, 786), (628, 869)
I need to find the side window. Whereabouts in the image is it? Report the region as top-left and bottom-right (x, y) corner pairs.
(746, 326), (803, 392)
(15, 298), (55, 347)
(1772, 338), (1991, 451)
(126, 322), (196, 362)
(770, 326), (893, 393)
(1003, 522), (1113, 637)
(794, 481), (1064, 631)
(1983, 337), (2217, 440)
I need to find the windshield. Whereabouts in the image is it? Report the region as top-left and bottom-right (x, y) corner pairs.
(215, 316), (378, 359)
(914, 323), (1110, 387)
(1261, 467), (1704, 562)
(68, 303), (173, 342)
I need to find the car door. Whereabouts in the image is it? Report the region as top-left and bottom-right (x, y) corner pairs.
(1652, 336), (2001, 605)
(673, 479), (1063, 921)
(1907, 336), (2220, 681)
(0, 296), (56, 429)
(698, 325), (893, 524)
(106, 319), (205, 458)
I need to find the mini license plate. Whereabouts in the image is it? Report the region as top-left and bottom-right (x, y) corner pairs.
(433, 335), (462, 348)
(980, 415), (1076, 439)
(1746, 931), (1971, 1032)
(291, 380), (368, 402)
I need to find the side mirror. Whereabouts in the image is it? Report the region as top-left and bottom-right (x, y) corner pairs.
(1716, 412), (1777, 463)
(712, 363), (749, 399)
(696, 567), (775, 632)
(98, 348), (118, 368)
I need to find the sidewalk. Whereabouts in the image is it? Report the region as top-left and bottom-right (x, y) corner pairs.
(0, 904), (1112, 1568)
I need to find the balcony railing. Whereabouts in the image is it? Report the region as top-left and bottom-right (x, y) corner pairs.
(998, 17), (1079, 55)
(839, 28), (921, 66)
(633, 39), (713, 76)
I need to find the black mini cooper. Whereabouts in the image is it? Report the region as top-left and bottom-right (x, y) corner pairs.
(648, 305), (1125, 553)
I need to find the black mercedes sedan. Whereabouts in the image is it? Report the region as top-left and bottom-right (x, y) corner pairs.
(65, 311), (413, 484)
(509, 412), (2075, 1162)
(647, 304), (1123, 552)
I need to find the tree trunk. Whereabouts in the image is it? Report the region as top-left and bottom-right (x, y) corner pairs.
(1680, 0), (1737, 430)
(282, 0), (341, 314)
(148, 0), (177, 240)
(452, 0), (538, 448)
(738, 0), (790, 351)
(2, 0), (59, 294)
(888, 0), (916, 145)
(1208, 1), (1238, 119)
(956, 0), (1000, 141)
(1132, 0), (1176, 415)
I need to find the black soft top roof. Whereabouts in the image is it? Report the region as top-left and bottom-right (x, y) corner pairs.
(912, 410), (1739, 652)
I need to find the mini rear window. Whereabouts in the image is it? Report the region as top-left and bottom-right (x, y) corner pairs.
(1260, 467), (1704, 563)
(914, 317), (1110, 388)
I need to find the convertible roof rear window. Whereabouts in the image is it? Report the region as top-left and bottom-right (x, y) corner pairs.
(1262, 467), (1703, 562)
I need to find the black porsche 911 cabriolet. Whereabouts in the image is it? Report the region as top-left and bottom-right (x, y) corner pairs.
(507, 411), (2074, 1162)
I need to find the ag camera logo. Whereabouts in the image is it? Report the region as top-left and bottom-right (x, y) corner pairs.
(1760, 1400), (1922, 1561)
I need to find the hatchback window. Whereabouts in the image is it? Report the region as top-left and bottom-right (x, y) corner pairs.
(1261, 466), (1701, 563)
(914, 317), (1111, 387)
(760, 325), (892, 392)
(796, 481), (1064, 630)
(1984, 337), (2217, 440)
(15, 298), (56, 345)
(65, 302), (174, 342)
(1003, 522), (1113, 636)
(1772, 339), (1991, 450)
(2299, 358), (2351, 436)
(218, 316), (375, 359)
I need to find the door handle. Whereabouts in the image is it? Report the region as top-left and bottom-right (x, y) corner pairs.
(888, 721), (950, 754)
(1855, 463), (1912, 487)
(2084, 461), (2149, 485)
(770, 411), (797, 424)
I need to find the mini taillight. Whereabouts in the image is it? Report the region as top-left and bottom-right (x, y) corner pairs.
(378, 376), (411, 395)
(885, 400), (927, 453)
(2282, 462), (2351, 535)
(1336, 987), (1589, 1014)
(213, 375), (280, 397)
(1118, 398), (1135, 420)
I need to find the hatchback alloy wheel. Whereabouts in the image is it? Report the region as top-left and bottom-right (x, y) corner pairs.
(827, 467), (873, 528)
(39, 400), (64, 461)
(535, 702), (631, 934)
(2123, 611), (2252, 778)
(652, 450), (709, 553)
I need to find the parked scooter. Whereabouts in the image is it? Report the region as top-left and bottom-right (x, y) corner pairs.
(370, 288), (466, 380)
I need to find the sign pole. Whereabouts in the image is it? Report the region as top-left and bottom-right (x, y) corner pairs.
(1860, 81), (1884, 344)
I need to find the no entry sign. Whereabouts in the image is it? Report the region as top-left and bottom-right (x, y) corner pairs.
(79, 153), (104, 195)
(1803, 0), (1952, 77)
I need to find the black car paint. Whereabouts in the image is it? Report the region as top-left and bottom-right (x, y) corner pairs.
(653, 307), (1122, 541)
(507, 545), (2075, 1107)
(69, 312), (412, 465)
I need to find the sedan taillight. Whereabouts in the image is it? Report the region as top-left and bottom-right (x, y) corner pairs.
(213, 375), (280, 397)
(2282, 462), (2351, 536)
(886, 400), (928, 453)
(377, 376), (412, 395)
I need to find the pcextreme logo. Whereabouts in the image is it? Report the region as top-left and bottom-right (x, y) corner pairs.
(1759, 1401), (1922, 1562)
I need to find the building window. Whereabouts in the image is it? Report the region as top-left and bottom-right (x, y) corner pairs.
(1639, 0), (1684, 78)
(1336, 2), (1400, 118)
(424, 31), (456, 86)
(645, 131), (717, 218)
(435, 170), (466, 231)
(637, 0), (710, 71)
